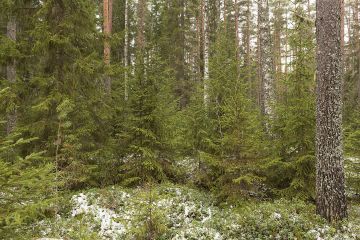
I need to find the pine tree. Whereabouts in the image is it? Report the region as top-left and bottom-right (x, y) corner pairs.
(103, 0), (113, 94)
(316, 0), (347, 222)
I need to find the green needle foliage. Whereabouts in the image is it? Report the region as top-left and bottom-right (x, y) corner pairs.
(267, 5), (316, 199)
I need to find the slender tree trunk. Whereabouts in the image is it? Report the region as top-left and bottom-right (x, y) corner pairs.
(178, 0), (186, 107)
(124, 0), (129, 101)
(353, 0), (360, 104)
(244, 0), (251, 68)
(103, 0), (112, 94)
(234, 0), (240, 59)
(201, 0), (209, 108)
(136, 2), (145, 48)
(284, 10), (288, 77)
(257, 11), (261, 107)
(136, 0), (147, 78)
(6, 17), (17, 135)
(243, 0), (255, 100)
(103, 0), (109, 61)
(235, 0), (240, 63)
(273, 0), (283, 84)
(257, 0), (274, 117)
(316, 0), (347, 222)
(198, 0), (205, 79)
(220, 0), (226, 27)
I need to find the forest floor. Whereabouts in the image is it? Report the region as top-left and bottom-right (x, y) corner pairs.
(28, 184), (360, 240)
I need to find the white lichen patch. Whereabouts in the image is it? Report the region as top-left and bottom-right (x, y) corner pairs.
(71, 193), (126, 239)
(35, 184), (360, 240)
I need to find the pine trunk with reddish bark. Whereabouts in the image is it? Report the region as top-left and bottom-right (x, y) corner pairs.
(103, 0), (112, 94)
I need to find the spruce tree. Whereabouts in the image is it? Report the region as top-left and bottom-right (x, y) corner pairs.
(267, 2), (316, 199)
(24, 0), (107, 189)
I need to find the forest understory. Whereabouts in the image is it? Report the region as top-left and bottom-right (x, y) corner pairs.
(13, 157), (360, 239)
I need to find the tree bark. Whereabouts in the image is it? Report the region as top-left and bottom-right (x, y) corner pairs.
(284, 9), (289, 77)
(124, 0), (129, 101)
(136, 0), (146, 53)
(244, 0), (251, 68)
(273, 0), (283, 84)
(316, 0), (347, 222)
(257, 0), (274, 117)
(6, 16), (17, 135)
(135, 0), (147, 85)
(235, 0), (240, 62)
(353, 0), (360, 104)
(103, 0), (112, 94)
(200, 0), (209, 108)
(175, 0), (186, 108)
(198, 0), (205, 79)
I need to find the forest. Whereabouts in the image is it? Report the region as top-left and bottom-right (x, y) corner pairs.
(0, 0), (359, 239)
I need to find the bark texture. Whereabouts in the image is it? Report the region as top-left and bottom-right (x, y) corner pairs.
(273, 0), (283, 83)
(257, 0), (274, 117)
(124, 0), (129, 101)
(235, 0), (240, 63)
(136, 0), (146, 54)
(316, 0), (347, 222)
(6, 17), (17, 135)
(135, 0), (147, 82)
(244, 0), (251, 68)
(103, 0), (112, 93)
(199, 0), (209, 107)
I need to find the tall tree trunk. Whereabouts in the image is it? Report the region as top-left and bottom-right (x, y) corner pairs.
(284, 10), (289, 77)
(6, 16), (17, 135)
(316, 0), (347, 222)
(257, 0), (274, 117)
(136, 0), (146, 50)
(198, 0), (204, 79)
(353, 0), (360, 104)
(136, 0), (147, 81)
(234, 0), (240, 63)
(175, 0), (186, 108)
(220, 0), (226, 27)
(244, 0), (251, 68)
(124, 0), (129, 101)
(243, 0), (255, 100)
(200, 0), (209, 108)
(103, 0), (113, 94)
(273, 0), (283, 85)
